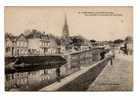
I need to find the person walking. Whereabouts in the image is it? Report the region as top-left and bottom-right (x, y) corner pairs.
(105, 49), (114, 66)
(56, 67), (61, 82)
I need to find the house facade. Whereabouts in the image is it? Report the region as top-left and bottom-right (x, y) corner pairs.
(27, 31), (59, 56)
(5, 34), (15, 57)
(14, 34), (28, 56)
(5, 31), (60, 57)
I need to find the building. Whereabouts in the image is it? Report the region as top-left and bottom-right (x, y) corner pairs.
(27, 30), (46, 55)
(14, 34), (28, 56)
(61, 15), (72, 53)
(47, 35), (60, 54)
(5, 33), (15, 57)
(125, 36), (133, 55)
(5, 30), (60, 57)
(80, 40), (92, 51)
(26, 30), (59, 55)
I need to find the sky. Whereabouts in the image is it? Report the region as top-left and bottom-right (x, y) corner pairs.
(5, 6), (133, 41)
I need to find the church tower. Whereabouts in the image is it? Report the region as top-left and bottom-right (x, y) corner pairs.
(62, 15), (69, 37)
(61, 14), (72, 51)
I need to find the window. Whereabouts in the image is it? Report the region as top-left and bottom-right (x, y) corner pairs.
(6, 47), (10, 52)
(17, 42), (19, 47)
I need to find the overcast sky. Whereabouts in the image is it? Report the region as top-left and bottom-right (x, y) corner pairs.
(5, 6), (133, 41)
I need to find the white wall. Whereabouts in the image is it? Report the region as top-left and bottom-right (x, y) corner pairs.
(28, 38), (40, 50)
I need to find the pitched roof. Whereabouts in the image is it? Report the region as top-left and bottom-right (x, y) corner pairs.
(16, 33), (28, 41)
(26, 31), (50, 40)
(5, 33), (17, 42)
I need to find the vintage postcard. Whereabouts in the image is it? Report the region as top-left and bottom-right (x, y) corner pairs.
(5, 6), (133, 91)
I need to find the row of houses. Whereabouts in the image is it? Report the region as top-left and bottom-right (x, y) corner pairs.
(5, 31), (61, 57)
(5, 32), (114, 57)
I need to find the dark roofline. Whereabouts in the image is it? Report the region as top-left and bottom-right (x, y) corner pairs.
(5, 33), (17, 41)
(16, 33), (28, 41)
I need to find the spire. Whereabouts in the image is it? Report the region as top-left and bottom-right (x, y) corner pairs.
(63, 14), (69, 37)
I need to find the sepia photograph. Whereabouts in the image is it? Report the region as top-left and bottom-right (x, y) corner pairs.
(5, 6), (133, 91)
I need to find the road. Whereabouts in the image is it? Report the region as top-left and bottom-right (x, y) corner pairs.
(87, 53), (133, 91)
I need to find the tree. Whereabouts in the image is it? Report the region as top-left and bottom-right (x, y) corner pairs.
(32, 29), (38, 33)
(90, 39), (96, 43)
(125, 36), (132, 43)
(114, 39), (124, 44)
(71, 35), (85, 47)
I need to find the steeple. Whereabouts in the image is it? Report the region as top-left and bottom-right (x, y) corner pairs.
(63, 14), (69, 37)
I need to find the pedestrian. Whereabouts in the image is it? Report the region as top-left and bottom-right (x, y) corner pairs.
(110, 57), (113, 65)
(100, 51), (106, 60)
(112, 49), (115, 59)
(105, 49), (114, 66)
(56, 67), (61, 82)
